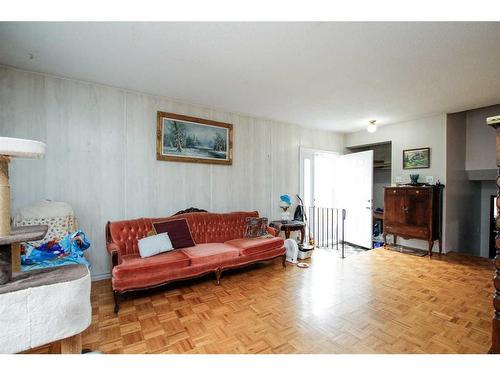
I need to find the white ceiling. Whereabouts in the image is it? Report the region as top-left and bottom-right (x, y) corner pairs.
(1, 22), (500, 132)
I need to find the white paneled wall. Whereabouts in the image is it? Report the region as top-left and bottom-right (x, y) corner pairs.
(0, 67), (343, 278)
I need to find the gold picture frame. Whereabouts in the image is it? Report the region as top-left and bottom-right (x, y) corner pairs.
(156, 112), (233, 165)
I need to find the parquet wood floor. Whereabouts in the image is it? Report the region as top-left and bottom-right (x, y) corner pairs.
(28, 248), (495, 354)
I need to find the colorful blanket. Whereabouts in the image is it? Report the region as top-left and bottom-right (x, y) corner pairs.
(21, 230), (91, 271)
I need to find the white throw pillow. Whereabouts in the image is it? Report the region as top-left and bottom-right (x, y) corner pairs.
(138, 233), (174, 258)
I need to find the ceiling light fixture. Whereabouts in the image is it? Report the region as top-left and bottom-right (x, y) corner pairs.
(367, 120), (377, 133)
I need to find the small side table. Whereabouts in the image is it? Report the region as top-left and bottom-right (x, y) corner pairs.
(269, 220), (305, 244)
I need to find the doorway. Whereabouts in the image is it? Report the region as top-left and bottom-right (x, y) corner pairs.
(299, 147), (374, 250)
(346, 142), (392, 248)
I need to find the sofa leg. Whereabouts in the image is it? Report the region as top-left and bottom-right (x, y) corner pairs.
(282, 254), (287, 268)
(215, 268), (222, 286)
(113, 291), (120, 314)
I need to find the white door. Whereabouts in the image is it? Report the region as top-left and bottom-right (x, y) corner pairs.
(335, 150), (373, 249)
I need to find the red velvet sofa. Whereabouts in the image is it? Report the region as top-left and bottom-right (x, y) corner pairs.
(106, 211), (285, 312)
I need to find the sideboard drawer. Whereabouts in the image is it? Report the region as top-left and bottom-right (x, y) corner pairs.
(384, 223), (429, 239)
(406, 188), (430, 197)
(386, 188), (405, 196)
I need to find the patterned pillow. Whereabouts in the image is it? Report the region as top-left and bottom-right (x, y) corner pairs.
(244, 217), (269, 238)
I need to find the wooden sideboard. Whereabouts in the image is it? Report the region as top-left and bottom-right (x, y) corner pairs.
(383, 185), (443, 256)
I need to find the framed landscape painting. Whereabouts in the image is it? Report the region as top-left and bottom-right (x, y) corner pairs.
(403, 147), (430, 169)
(156, 112), (233, 165)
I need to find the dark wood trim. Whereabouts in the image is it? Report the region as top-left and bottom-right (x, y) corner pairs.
(106, 222), (119, 268)
(105, 221), (111, 244)
(113, 291), (121, 314)
(156, 111), (233, 165)
(173, 207), (208, 216)
(215, 268), (222, 286)
(111, 250), (119, 269)
(111, 251), (285, 313)
(489, 121), (500, 354)
(490, 195), (497, 259)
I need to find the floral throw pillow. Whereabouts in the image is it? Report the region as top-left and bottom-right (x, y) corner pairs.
(244, 217), (269, 238)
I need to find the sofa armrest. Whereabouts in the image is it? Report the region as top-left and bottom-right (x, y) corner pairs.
(106, 242), (121, 268)
(106, 242), (120, 255)
(105, 221), (122, 268)
(106, 242), (120, 267)
(267, 226), (279, 237)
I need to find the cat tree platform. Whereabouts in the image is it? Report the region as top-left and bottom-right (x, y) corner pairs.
(0, 264), (91, 353)
(0, 225), (48, 283)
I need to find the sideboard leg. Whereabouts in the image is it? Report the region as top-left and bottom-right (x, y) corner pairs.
(428, 240), (433, 257)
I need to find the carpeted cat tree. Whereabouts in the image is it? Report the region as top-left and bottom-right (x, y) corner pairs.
(0, 137), (91, 354)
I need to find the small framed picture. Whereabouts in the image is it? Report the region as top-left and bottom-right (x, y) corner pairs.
(403, 147), (430, 169)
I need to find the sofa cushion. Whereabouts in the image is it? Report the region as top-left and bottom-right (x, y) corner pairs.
(180, 243), (240, 265)
(113, 250), (190, 279)
(225, 237), (284, 256)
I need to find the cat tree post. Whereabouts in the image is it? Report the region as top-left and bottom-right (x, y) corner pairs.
(0, 155), (11, 236)
(0, 156), (21, 274)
